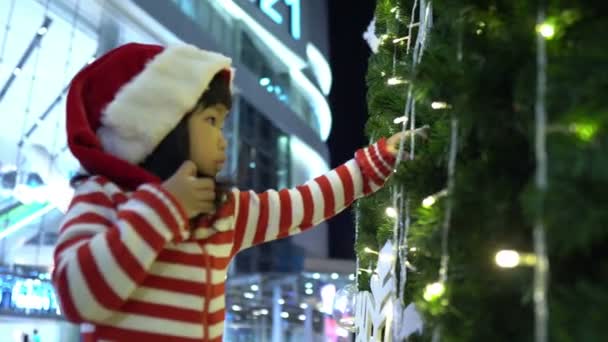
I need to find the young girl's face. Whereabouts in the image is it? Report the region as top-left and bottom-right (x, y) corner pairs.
(188, 104), (229, 177)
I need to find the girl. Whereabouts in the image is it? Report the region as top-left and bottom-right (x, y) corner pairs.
(53, 42), (423, 342)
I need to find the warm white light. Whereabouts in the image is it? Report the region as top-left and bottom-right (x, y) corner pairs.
(423, 282), (446, 302)
(392, 36), (409, 44)
(364, 247), (378, 255)
(387, 77), (407, 85)
(385, 207), (398, 218)
(422, 195), (436, 208)
(537, 23), (555, 39)
(431, 101), (449, 109)
(495, 250), (521, 268)
(393, 116), (408, 125)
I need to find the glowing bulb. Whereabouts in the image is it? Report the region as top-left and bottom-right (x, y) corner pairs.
(392, 36), (409, 44)
(312, 273), (321, 279)
(385, 207), (398, 218)
(393, 116), (408, 125)
(331, 273), (339, 280)
(251, 284), (259, 291)
(422, 195), (436, 208)
(37, 27), (48, 35)
(278, 298), (285, 305)
(260, 309), (269, 315)
(298, 314), (306, 321)
(232, 305), (242, 311)
(364, 247), (378, 255)
(387, 77), (407, 86)
(423, 282), (445, 302)
(244, 292), (255, 299)
(431, 101), (449, 110)
(305, 282), (313, 289)
(537, 23), (555, 39)
(495, 250), (520, 268)
(305, 288), (314, 295)
(281, 312), (289, 319)
(259, 77), (271, 86)
(300, 303), (308, 309)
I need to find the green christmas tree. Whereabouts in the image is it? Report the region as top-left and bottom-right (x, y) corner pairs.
(357, 0), (608, 340)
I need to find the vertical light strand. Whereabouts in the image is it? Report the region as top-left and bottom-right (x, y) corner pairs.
(0, 0), (16, 67)
(439, 118), (458, 283)
(14, 0), (51, 188)
(533, 3), (550, 342)
(49, 0), (81, 159)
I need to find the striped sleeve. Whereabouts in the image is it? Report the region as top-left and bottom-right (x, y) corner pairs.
(232, 139), (396, 253)
(51, 177), (189, 323)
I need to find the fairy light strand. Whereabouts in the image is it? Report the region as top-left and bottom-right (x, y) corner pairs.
(533, 3), (550, 342)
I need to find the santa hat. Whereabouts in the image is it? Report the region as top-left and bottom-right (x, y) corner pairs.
(67, 42), (233, 189)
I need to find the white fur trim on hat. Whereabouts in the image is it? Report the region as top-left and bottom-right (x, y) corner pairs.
(97, 44), (232, 164)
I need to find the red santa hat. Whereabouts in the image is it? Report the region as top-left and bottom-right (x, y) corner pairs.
(66, 42), (233, 189)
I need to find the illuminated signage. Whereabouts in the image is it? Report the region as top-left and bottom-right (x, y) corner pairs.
(252, 0), (301, 39)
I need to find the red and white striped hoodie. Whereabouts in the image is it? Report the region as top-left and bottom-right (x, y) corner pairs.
(52, 139), (396, 341)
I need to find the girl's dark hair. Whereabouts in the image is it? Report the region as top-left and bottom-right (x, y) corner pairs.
(139, 71), (232, 180)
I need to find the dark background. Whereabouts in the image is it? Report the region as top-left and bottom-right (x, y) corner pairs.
(326, 2), (376, 259)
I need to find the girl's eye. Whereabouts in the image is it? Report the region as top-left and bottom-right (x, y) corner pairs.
(205, 117), (217, 126)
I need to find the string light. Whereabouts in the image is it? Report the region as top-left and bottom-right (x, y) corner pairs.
(281, 312), (289, 319)
(423, 282), (446, 302)
(298, 314), (306, 321)
(393, 116), (408, 125)
(278, 298), (285, 305)
(536, 23), (555, 39)
(431, 101), (450, 110)
(305, 282), (313, 289)
(385, 207), (398, 218)
(232, 305), (242, 311)
(495, 250), (538, 268)
(422, 189), (448, 208)
(393, 36), (410, 44)
(331, 273), (340, 280)
(243, 292), (255, 299)
(250, 284), (259, 291)
(37, 26), (48, 36)
(300, 303), (308, 309)
(312, 273), (320, 279)
(260, 309), (269, 315)
(364, 247), (378, 255)
(387, 77), (408, 85)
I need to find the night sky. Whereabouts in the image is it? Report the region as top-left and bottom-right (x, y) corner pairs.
(326, 2), (376, 259)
